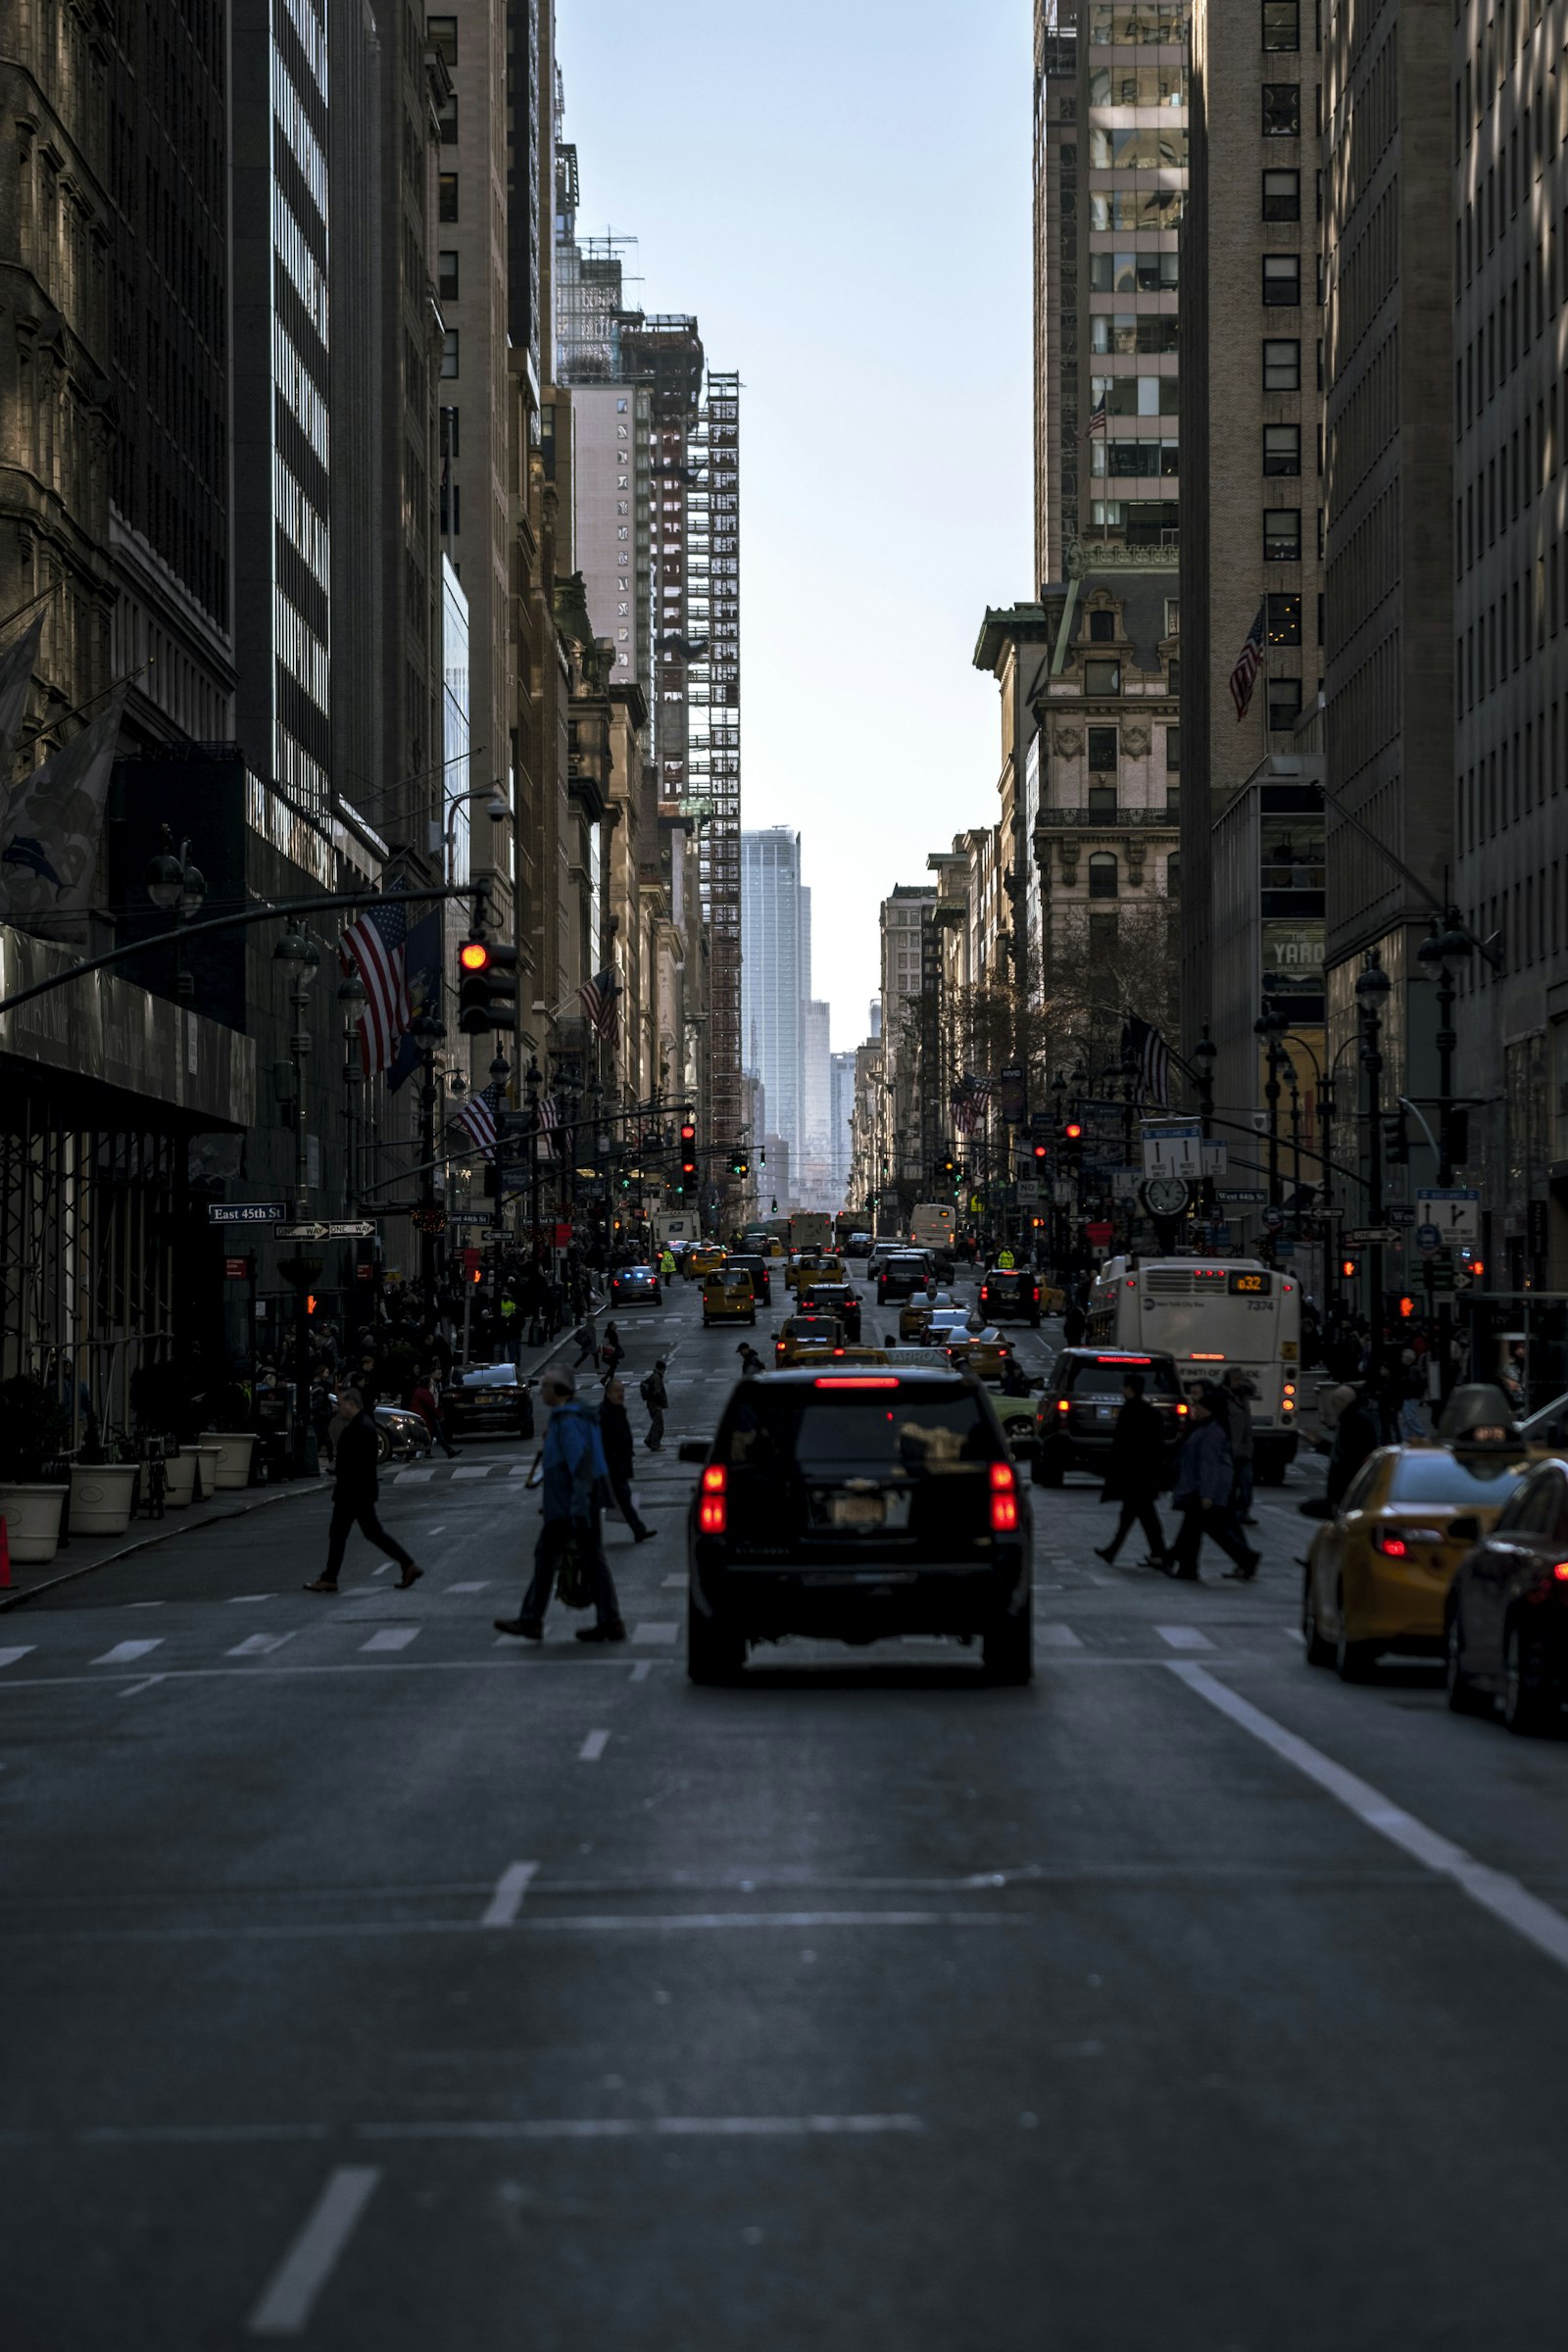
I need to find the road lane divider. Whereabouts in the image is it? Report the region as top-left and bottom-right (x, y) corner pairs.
(91, 1640), (162, 1667)
(578, 1729), (612, 1761)
(359, 1629), (419, 1653)
(1154, 1626), (1214, 1651)
(480, 1860), (540, 1928)
(247, 2163), (381, 2338)
(1169, 1662), (1568, 1977)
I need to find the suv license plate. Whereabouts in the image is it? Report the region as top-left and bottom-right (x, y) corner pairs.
(831, 1494), (885, 1528)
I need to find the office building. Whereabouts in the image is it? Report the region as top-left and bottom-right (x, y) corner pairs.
(830, 1051), (856, 1206)
(1181, 0), (1326, 1094)
(742, 827), (807, 1181)
(799, 998), (833, 1207)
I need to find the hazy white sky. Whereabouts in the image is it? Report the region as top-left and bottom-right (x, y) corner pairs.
(556, 2), (1034, 1052)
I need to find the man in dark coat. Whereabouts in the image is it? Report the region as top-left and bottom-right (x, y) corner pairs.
(304, 1390), (421, 1593)
(641, 1359), (668, 1450)
(1094, 1371), (1170, 1569)
(1062, 1304), (1088, 1348)
(1324, 1382), (1380, 1511)
(599, 1378), (654, 1542)
(1169, 1387), (1261, 1582)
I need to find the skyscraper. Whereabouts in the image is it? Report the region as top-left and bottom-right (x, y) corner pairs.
(742, 827), (807, 1183)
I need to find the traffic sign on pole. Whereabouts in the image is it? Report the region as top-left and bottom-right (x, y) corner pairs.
(1415, 1223), (1442, 1254)
(1416, 1188), (1480, 1246)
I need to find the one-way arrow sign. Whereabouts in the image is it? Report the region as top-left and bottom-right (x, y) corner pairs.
(274, 1219), (375, 1241)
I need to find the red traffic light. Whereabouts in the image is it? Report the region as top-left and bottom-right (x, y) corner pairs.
(1033, 1143), (1048, 1163)
(1397, 1294), (1416, 1319)
(1063, 1121), (1083, 1143)
(1340, 1257), (1358, 1280)
(459, 939), (491, 973)
(679, 1121), (697, 1178)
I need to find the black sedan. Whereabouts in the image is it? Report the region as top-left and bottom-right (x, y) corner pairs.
(450, 1362), (535, 1439)
(1446, 1454), (1568, 1734)
(610, 1263), (662, 1306)
(799, 1278), (861, 1340)
(682, 1367), (1032, 1684)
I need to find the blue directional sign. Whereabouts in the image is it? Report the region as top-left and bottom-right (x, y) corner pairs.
(1415, 1223), (1443, 1253)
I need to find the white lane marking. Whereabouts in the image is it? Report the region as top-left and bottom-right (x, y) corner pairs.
(371, 1564), (391, 1578)
(357, 2115), (924, 2143)
(227, 1635), (296, 1658)
(1155, 1625), (1214, 1650)
(247, 2163), (381, 2337)
(1169, 1663), (1568, 1975)
(662, 1574), (685, 1589)
(508, 1464), (535, 1478)
(359, 1628), (419, 1653)
(578, 1728), (612, 1762)
(92, 1640), (163, 1667)
(452, 1466), (492, 1482)
(118, 1676), (166, 1698)
(0, 1646), (35, 1670)
(1037, 1625), (1083, 1649)
(447, 1581), (490, 1593)
(629, 1661), (653, 1683)
(395, 1469), (435, 1484)
(424, 1525), (446, 1535)
(480, 1860), (540, 1928)
(228, 1594), (270, 1605)
(126, 1600), (167, 1608)
(1284, 1626), (1304, 1643)
(631, 1622), (678, 1645)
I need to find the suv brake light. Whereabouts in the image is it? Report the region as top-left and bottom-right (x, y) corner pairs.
(699, 1464), (727, 1534)
(990, 1460), (1019, 1532)
(1055, 1397), (1070, 1413)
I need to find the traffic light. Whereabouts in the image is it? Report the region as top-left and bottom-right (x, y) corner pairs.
(1341, 1255), (1359, 1281)
(1397, 1294), (1416, 1319)
(1382, 1110), (1408, 1163)
(679, 1121), (697, 1183)
(1033, 1143), (1048, 1166)
(457, 938), (519, 1034)
(730, 1146), (750, 1178)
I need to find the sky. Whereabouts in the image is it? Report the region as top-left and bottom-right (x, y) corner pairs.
(556, 1), (1035, 1054)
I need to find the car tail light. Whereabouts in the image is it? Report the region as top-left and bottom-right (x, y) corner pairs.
(1055, 1397), (1070, 1413)
(990, 1460), (1019, 1532)
(699, 1464), (727, 1534)
(1175, 1401), (1189, 1417)
(815, 1376), (898, 1388)
(1032, 1287), (1040, 1301)
(1552, 1562), (1568, 1583)
(1371, 1530), (1408, 1557)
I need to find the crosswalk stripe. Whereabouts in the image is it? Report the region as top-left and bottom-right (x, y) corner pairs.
(1155, 1625), (1214, 1651)
(227, 1635), (296, 1658)
(1037, 1625), (1083, 1648)
(360, 1628), (420, 1653)
(508, 1464), (535, 1479)
(447, 1581), (490, 1593)
(631, 1622), (678, 1644)
(395, 1468), (435, 1484)
(0, 1645), (36, 1669)
(92, 1639), (163, 1666)
(452, 1466), (491, 1482)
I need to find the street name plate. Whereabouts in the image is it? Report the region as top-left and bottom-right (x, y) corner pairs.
(207, 1202), (286, 1225)
(1217, 1187), (1266, 1203)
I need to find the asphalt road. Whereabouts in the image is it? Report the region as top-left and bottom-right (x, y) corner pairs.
(6, 1264), (1568, 2348)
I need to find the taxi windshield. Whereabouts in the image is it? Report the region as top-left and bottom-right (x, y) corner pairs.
(1388, 1452), (1530, 1501)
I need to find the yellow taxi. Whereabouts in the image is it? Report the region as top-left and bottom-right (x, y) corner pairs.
(774, 1315), (846, 1366)
(949, 1328), (1017, 1383)
(1302, 1443), (1537, 1682)
(702, 1268), (756, 1327)
(785, 1250), (843, 1295)
(898, 1292), (936, 1341)
(685, 1243), (725, 1281)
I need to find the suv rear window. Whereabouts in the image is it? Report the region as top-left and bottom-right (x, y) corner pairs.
(985, 1271), (1027, 1292)
(1068, 1358), (1180, 1397)
(719, 1388), (996, 1473)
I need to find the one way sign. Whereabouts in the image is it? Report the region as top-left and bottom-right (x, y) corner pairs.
(1416, 1188), (1480, 1246)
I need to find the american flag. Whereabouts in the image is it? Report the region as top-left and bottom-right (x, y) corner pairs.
(340, 901), (412, 1074)
(536, 1092), (564, 1156)
(1082, 394), (1108, 441)
(1229, 603), (1266, 721)
(1121, 1016), (1171, 1109)
(579, 966), (621, 1046)
(951, 1078), (992, 1136)
(455, 1080), (504, 1162)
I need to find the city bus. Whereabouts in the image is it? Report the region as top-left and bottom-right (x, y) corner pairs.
(1087, 1255), (1300, 1482)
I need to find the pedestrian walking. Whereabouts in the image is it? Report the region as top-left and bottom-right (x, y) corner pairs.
(641, 1358), (668, 1450)
(1062, 1303), (1088, 1348)
(1168, 1386), (1260, 1583)
(600, 1320), (624, 1383)
(304, 1390), (422, 1593)
(1220, 1366), (1258, 1524)
(494, 1369), (626, 1642)
(736, 1343), (764, 1378)
(1094, 1371), (1170, 1569)
(410, 1366), (457, 1458)
(1323, 1381), (1380, 1511)
(572, 1304), (600, 1368)
(600, 1378), (654, 1542)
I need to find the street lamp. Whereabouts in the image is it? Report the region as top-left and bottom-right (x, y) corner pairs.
(443, 778), (511, 881)
(144, 824), (207, 1000)
(1355, 948), (1393, 1330)
(411, 1007), (447, 1311)
(1254, 999), (1291, 1257)
(337, 968), (367, 1219)
(1417, 911), (1473, 1185)
(272, 918), (321, 1472)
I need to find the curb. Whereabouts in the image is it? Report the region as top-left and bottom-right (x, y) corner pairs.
(0, 1478), (330, 1614)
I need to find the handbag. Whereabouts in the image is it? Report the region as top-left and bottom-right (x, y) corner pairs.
(554, 1521), (594, 1610)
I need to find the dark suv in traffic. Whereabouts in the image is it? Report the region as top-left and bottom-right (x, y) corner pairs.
(978, 1267), (1043, 1327)
(1031, 1349), (1187, 1486)
(685, 1369), (1032, 1683)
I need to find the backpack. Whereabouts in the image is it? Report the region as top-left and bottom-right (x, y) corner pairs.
(639, 1373), (654, 1404)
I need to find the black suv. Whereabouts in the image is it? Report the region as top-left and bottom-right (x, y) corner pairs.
(725, 1251), (772, 1306)
(978, 1267), (1043, 1327)
(684, 1369), (1032, 1683)
(1031, 1349), (1187, 1486)
(875, 1251), (934, 1304)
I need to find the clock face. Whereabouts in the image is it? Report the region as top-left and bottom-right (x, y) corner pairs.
(1143, 1176), (1190, 1217)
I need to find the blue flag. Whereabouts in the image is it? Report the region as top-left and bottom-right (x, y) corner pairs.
(387, 910), (445, 1091)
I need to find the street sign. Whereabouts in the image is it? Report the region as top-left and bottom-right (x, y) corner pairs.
(1142, 1121), (1203, 1180)
(1110, 1169), (1139, 1200)
(273, 1219), (376, 1242)
(1347, 1225), (1402, 1244)
(1201, 1140), (1227, 1178)
(1428, 1257), (1456, 1291)
(1015, 1179), (1040, 1205)
(1415, 1223), (1443, 1254)
(207, 1202), (286, 1226)
(1417, 1188), (1480, 1246)
(223, 1255), (255, 1282)
(1028, 1108), (1054, 1141)
(1388, 1203), (1416, 1226)
(1052, 1180), (1075, 1205)
(1217, 1187), (1266, 1204)
(1085, 1220), (1113, 1248)
(1263, 1206), (1284, 1232)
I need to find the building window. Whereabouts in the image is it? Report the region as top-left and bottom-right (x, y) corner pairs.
(1261, 1), (1299, 49)
(1083, 658), (1122, 695)
(1264, 423), (1301, 474)
(1088, 609), (1116, 642)
(1262, 169), (1300, 221)
(1264, 509), (1301, 560)
(427, 15), (457, 64)
(441, 329), (459, 378)
(1166, 856), (1181, 894)
(1165, 725), (1182, 770)
(1266, 593), (1302, 645)
(1166, 656), (1181, 692)
(1262, 82), (1301, 135)
(1088, 784), (1118, 817)
(1164, 598), (1180, 635)
(438, 173), (459, 221)
(1263, 337), (1300, 390)
(437, 93), (458, 144)
(1262, 254), (1301, 305)
(438, 250), (460, 301)
(1267, 676), (1303, 731)
(1088, 852), (1120, 900)
(1087, 724), (1119, 769)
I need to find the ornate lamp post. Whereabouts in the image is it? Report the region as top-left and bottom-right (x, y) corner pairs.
(144, 824), (207, 1003)
(272, 918), (321, 1471)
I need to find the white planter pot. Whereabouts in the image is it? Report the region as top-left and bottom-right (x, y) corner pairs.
(196, 1431), (256, 1492)
(68, 1462), (140, 1539)
(0, 1483), (70, 1566)
(188, 1446), (224, 1503)
(161, 1449), (199, 1508)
